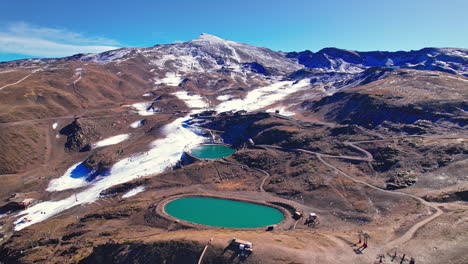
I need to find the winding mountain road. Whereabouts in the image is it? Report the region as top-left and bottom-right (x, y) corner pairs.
(217, 159), (270, 192)
(215, 131), (457, 243)
(0, 68), (42, 91)
(258, 141), (445, 251)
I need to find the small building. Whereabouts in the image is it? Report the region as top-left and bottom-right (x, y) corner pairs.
(293, 211), (303, 220)
(1, 195), (36, 214)
(19, 198), (35, 208)
(231, 238), (253, 251)
(305, 212), (320, 227)
(227, 238), (253, 259)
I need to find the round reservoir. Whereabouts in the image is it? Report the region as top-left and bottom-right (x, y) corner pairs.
(190, 144), (235, 159)
(165, 197), (283, 228)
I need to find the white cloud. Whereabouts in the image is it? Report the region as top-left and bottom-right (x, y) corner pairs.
(0, 22), (121, 58)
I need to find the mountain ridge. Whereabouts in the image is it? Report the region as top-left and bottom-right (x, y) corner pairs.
(2, 33), (467, 76)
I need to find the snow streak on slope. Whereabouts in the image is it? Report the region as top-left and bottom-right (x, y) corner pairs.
(93, 134), (129, 149)
(216, 79), (310, 112)
(173, 91), (209, 109)
(155, 72), (183, 86)
(46, 162), (90, 192)
(15, 117), (206, 230)
(216, 94), (232, 101)
(122, 186), (145, 198)
(130, 120), (143, 128)
(132, 102), (157, 116)
(267, 107), (296, 116)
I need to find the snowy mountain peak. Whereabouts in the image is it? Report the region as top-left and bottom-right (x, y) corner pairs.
(3, 35), (467, 77)
(193, 33), (226, 43)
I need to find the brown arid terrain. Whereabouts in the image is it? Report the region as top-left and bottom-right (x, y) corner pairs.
(0, 37), (467, 264)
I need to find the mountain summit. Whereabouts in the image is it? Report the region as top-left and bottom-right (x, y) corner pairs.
(191, 33), (227, 43)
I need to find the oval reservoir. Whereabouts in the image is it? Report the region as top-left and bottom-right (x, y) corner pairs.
(190, 144), (235, 159)
(165, 197), (283, 228)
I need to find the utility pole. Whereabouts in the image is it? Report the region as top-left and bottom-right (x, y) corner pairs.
(400, 254), (406, 264)
(357, 231), (363, 245)
(363, 233), (370, 248)
(377, 254), (385, 263)
(197, 238), (213, 264)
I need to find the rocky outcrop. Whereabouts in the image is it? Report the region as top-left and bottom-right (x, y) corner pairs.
(83, 148), (122, 175)
(385, 177), (417, 190)
(201, 112), (272, 146)
(308, 91), (467, 128)
(232, 150), (280, 170)
(424, 190), (468, 202)
(60, 118), (99, 152)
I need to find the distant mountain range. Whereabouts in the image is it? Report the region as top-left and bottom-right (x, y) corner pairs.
(287, 47), (468, 76)
(0, 33), (466, 128)
(3, 33), (468, 77)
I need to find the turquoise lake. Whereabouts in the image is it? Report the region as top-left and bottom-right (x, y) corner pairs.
(190, 144), (235, 159)
(165, 197), (284, 228)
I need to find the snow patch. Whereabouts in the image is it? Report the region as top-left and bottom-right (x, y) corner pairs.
(216, 94), (232, 101)
(132, 102), (158, 116)
(267, 107), (296, 116)
(130, 120), (143, 128)
(93, 134), (129, 149)
(143, 93), (153, 97)
(52, 122), (58, 130)
(122, 186), (145, 198)
(216, 79), (310, 112)
(173, 91), (209, 109)
(46, 162), (90, 192)
(155, 72), (183, 86)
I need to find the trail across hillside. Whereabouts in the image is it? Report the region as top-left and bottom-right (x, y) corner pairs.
(259, 140), (445, 252)
(0, 68), (42, 91)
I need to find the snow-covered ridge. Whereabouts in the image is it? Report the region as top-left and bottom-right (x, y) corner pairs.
(287, 47), (468, 76)
(3, 34), (466, 77)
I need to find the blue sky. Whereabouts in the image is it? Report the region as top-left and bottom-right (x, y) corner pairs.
(1, 0), (467, 62)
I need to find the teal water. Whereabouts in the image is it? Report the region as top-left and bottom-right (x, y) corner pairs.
(190, 144), (235, 159)
(165, 197), (283, 228)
